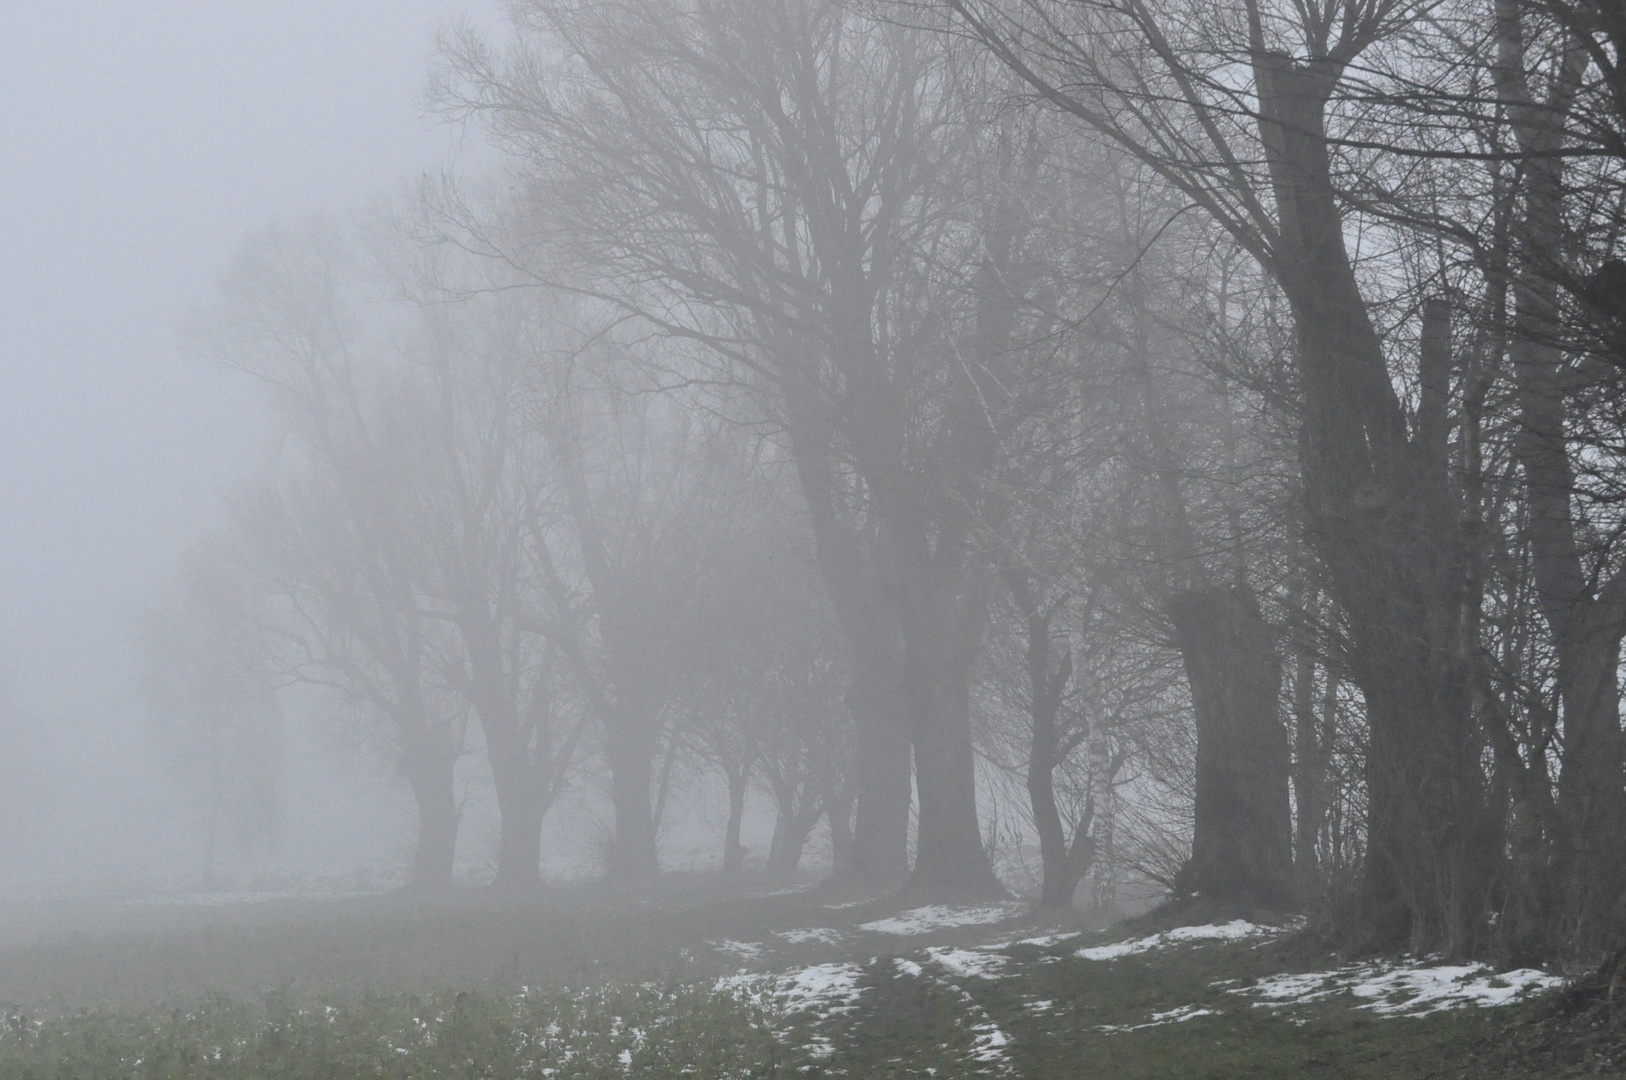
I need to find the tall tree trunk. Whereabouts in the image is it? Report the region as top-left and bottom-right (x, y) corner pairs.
(767, 792), (821, 879)
(1169, 588), (1295, 910)
(1496, 3), (1626, 956)
(789, 421), (913, 891)
(403, 742), (459, 891)
(900, 569), (1004, 899)
(604, 722), (660, 881)
(489, 751), (546, 890)
(1254, 54), (1496, 954)
(462, 615), (547, 890)
(841, 652), (913, 888)
(1125, 256), (1295, 913)
(821, 761), (857, 882)
(1002, 565), (1090, 910)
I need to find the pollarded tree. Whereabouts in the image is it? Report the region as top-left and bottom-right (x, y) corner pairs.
(201, 219), (470, 890)
(439, 0), (1078, 898)
(944, 0), (1499, 953)
(391, 231), (593, 890)
(530, 329), (751, 881)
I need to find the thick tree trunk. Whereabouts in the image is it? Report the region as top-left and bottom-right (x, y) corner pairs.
(768, 797), (821, 878)
(404, 749), (459, 891)
(821, 765), (856, 882)
(466, 635), (548, 890)
(605, 724), (660, 881)
(786, 412), (914, 892)
(1255, 55), (1496, 954)
(1168, 588), (1294, 911)
(1121, 258), (1294, 914)
(901, 581), (1004, 900)
(489, 753), (546, 890)
(843, 670), (912, 887)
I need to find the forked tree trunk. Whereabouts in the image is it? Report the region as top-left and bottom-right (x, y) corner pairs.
(1169, 588), (1295, 910)
(1002, 565), (1092, 910)
(1257, 55), (1497, 953)
(768, 795), (822, 878)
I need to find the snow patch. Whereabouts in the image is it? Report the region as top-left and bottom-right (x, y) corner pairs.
(1077, 920), (1282, 960)
(996, 931), (1083, 949)
(777, 962), (869, 1015)
(857, 904), (1019, 936)
(1098, 1004), (1215, 1033)
(719, 962), (869, 1019)
(776, 927), (844, 946)
(925, 946), (1009, 980)
(1238, 960), (1563, 1016)
(715, 939), (765, 960)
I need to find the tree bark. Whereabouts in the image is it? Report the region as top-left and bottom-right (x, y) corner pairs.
(840, 651), (913, 888)
(1252, 53), (1497, 954)
(604, 724), (660, 881)
(1289, 604), (1329, 894)
(899, 567), (1004, 899)
(1496, 0), (1626, 955)
(1169, 588), (1295, 910)
(767, 792), (822, 878)
(403, 742), (459, 891)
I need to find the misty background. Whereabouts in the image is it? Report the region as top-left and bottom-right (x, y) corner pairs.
(0, 1), (497, 888)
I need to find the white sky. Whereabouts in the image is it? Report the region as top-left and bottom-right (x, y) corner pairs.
(0, 0), (498, 886)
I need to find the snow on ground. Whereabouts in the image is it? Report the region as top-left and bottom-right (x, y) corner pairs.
(718, 960), (870, 1062)
(776, 927), (844, 946)
(717, 961), (869, 1018)
(823, 898), (881, 910)
(892, 948), (1015, 1073)
(1236, 959), (1564, 1017)
(714, 939), (765, 960)
(1077, 920), (1285, 960)
(926, 946), (1009, 980)
(858, 904), (1020, 936)
(998, 931), (1083, 949)
(1098, 1004), (1216, 1033)
(775, 962), (870, 1016)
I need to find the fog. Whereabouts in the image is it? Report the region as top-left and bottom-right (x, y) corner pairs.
(1, 2), (1624, 1075)
(0, 0), (1623, 994)
(0, 1), (495, 886)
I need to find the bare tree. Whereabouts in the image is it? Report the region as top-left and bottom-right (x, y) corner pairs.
(945, 0), (1499, 952)
(438, 0), (1035, 897)
(200, 219), (469, 890)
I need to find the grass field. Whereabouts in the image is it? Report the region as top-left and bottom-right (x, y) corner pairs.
(0, 876), (1615, 1078)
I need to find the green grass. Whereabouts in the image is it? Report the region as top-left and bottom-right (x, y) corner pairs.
(0, 882), (1616, 1078)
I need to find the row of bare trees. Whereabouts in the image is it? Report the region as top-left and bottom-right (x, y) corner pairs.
(136, 0), (1626, 966)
